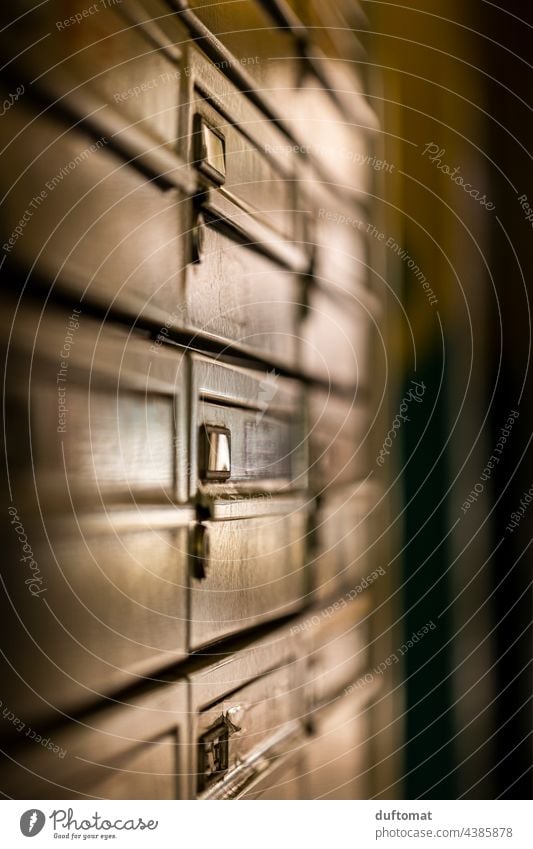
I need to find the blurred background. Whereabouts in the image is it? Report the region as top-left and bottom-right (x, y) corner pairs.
(367, 0), (533, 799)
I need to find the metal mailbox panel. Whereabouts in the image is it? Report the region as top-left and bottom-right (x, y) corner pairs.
(190, 355), (307, 497)
(1, 509), (191, 726)
(311, 485), (377, 600)
(0, 99), (189, 325)
(310, 193), (370, 295)
(185, 223), (303, 368)
(284, 73), (375, 196)
(174, 1), (377, 191)
(2, 306), (187, 504)
(304, 690), (372, 800)
(6, 0), (186, 153)
(308, 389), (371, 492)
(240, 752), (304, 799)
(190, 634), (301, 798)
(305, 598), (371, 708)
(0, 681), (188, 799)
(189, 497), (309, 649)
(189, 78), (296, 240)
(302, 284), (376, 391)
(180, 0), (302, 117)
(184, 47), (308, 267)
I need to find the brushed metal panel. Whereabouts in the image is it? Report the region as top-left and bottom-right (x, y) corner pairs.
(308, 389), (371, 492)
(309, 192), (370, 295)
(302, 284), (375, 391)
(283, 72), (376, 195)
(305, 598), (371, 708)
(1, 0), (185, 152)
(284, 0), (369, 63)
(240, 752), (304, 799)
(2, 305), (187, 504)
(1, 509), (192, 725)
(190, 631), (302, 798)
(181, 0), (301, 118)
(59, 390), (175, 494)
(190, 84), (296, 239)
(189, 497), (309, 649)
(190, 355), (307, 497)
(195, 669), (293, 793)
(185, 223), (303, 368)
(0, 98), (189, 324)
(311, 485), (377, 600)
(0, 681), (188, 799)
(173, 2), (377, 194)
(304, 690), (372, 799)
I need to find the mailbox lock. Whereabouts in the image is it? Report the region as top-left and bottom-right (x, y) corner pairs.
(190, 522), (210, 581)
(197, 712), (241, 793)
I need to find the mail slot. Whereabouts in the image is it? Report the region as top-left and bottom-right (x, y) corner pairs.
(174, 0), (378, 193)
(190, 631), (304, 798)
(189, 496), (309, 649)
(0, 681), (188, 799)
(185, 223), (305, 368)
(1, 508), (191, 726)
(175, 0), (302, 120)
(190, 355), (307, 497)
(187, 47), (303, 244)
(2, 304), (187, 505)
